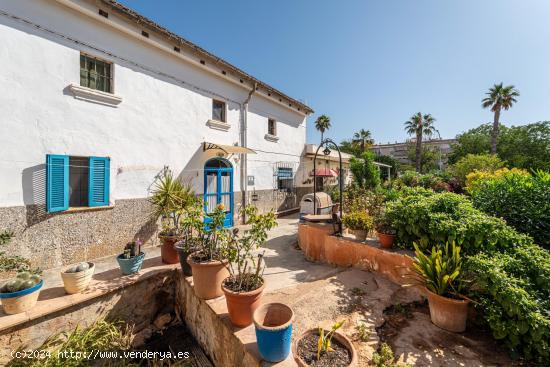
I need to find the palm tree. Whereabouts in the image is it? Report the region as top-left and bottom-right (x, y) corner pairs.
(404, 112), (437, 172)
(314, 115), (331, 142)
(352, 129), (374, 153)
(482, 83), (520, 154)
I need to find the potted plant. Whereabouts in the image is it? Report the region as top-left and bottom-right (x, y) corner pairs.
(375, 215), (397, 249)
(186, 204), (230, 300)
(342, 211), (373, 241)
(149, 168), (196, 264)
(0, 271), (43, 314)
(253, 302), (294, 363)
(61, 261), (95, 294)
(293, 320), (357, 367)
(222, 206), (277, 327)
(409, 242), (470, 332)
(116, 240), (145, 275)
(174, 197), (203, 276)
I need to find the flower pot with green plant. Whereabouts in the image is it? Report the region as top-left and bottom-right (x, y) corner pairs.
(174, 196), (203, 276)
(293, 320), (357, 367)
(374, 215), (397, 249)
(342, 211), (373, 241)
(0, 271), (43, 314)
(408, 241), (471, 332)
(116, 240), (145, 275)
(186, 204), (231, 299)
(222, 206), (277, 327)
(149, 168), (196, 264)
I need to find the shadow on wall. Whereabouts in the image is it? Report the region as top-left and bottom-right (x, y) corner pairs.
(21, 163), (52, 227)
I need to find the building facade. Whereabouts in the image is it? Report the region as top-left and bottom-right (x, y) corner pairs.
(0, 0), (313, 269)
(371, 138), (456, 169)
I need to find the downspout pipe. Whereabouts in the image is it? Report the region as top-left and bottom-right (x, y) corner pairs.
(241, 83), (256, 223)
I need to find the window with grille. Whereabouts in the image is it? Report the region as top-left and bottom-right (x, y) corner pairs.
(277, 167), (293, 191)
(80, 54), (112, 93)
(212, 100), (226, 122)
(268, 118), (277, 136)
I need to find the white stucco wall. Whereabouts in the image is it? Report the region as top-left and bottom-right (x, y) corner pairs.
(0, 0), (307, 208)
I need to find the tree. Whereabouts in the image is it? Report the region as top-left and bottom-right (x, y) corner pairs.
(406, 142), (439, 173)
(482, 83), (520, 154)
(339, 139), (362, 157)
(314, 115), (331, 142)
(404, 113), (437, 172)
(449, 121), (550, 171)
(352, 129), (374, 154)
(349, 151), (380, 189)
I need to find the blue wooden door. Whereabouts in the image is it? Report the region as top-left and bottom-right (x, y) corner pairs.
(204, 162), (233, 228)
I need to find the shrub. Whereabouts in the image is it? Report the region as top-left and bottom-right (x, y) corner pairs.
(343, 185), (385, 217)
(350, 151), (381, 189)
(449, 153), (504, 187)
(342, 211), (374, 231)
(466, 245), (550, 363)
(467, 169), (550, 248)
(393, 171), (451, 192)
(385, 191), (531, 255)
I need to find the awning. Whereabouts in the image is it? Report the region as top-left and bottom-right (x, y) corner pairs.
(203, 142), (256, 154)
(310, 168), (339, 177)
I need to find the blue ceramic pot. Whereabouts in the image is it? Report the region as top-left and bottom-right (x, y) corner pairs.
(253, 302), (294, 363)
(116, 252), (145, 275)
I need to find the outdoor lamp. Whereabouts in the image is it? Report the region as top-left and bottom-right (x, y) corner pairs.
(323, 146), (331, 156)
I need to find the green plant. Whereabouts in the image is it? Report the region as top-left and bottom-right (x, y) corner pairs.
(404, 112), (437, 172)
(317, 320), (345, 360)
(149, 168), (196, 236)
(467, 169), (550, 248)
(354, 322), (369, 342)
(122, 240), (142, 259)
(342, 211), (374, 232)
(7, 320), (133, 367)
(314, 115), (331, 141)
(409, 242), (464, 297)
(375, 213), (397, 235)
(372, 343), (408, 367)
(188, 203), (230, 262)
(449, 153), (504, 187)
(224, 205), (277, 292)
(350, 151), (381, 189)
(0, 271), (41, 293)
(0, 232), (41, 275)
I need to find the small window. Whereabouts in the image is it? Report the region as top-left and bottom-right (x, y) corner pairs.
(46, 155), (110, 212)
(212, 100), (226, 122)
(268, 118), (277, 136)
(80, 54), (112, 93)
(277, 167), (293, 191)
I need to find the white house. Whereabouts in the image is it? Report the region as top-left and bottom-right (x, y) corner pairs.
(0, 0), (313, 268)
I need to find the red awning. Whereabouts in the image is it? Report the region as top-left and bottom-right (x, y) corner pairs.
(310, 168), (339, 177)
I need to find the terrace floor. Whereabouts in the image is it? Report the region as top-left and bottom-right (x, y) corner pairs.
(257, 214), (518, 367)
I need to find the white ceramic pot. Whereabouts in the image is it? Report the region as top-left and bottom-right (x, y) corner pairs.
(61, 262), (95, 294)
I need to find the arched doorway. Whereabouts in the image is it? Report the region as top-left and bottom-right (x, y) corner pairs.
(204, 158), (233, 227)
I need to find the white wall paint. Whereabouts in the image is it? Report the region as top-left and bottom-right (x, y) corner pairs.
(0, 0), (307, 207)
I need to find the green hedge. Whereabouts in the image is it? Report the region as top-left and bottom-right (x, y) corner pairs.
(385, 190), (531, 255)
(468, 170), (550, 248)
(386, 189), (550, 362)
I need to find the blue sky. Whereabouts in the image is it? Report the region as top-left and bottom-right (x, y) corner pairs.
(118, 0), (550, 145)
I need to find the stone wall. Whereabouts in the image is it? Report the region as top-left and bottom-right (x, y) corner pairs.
(0, 269), (176, 365)
(0, 198), (159, 270)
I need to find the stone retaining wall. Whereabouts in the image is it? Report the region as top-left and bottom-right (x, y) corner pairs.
(298, 222), (414, 285)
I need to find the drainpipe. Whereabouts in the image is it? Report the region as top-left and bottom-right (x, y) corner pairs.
(241, 83), (256, 223)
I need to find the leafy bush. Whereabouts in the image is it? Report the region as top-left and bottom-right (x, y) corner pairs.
(350, 151), (380, 189)
(385, 191), (531, 255)
(467, 169), (550, 248)
(466, 245), (550, 363)
(343, 185), (386, 217)
(449, 153), (504, 187)
(393, 171), (451, 192)
(342, 211), (374, 231)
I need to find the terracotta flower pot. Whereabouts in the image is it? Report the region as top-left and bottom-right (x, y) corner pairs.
(426, 288), (470, 332)
(350, 229), (367, 241)
(187, 252), (229, 299)
(159, 234), (180, 264)
(292, 328), (357, 367)
(61, 262), (95, 294)
(377, 232), (396, 249)
(222, 278), (265, 327)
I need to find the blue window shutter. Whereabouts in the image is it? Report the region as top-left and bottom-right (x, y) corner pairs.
(46, 154), (69, 212)
(88, 157), (110, 207)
